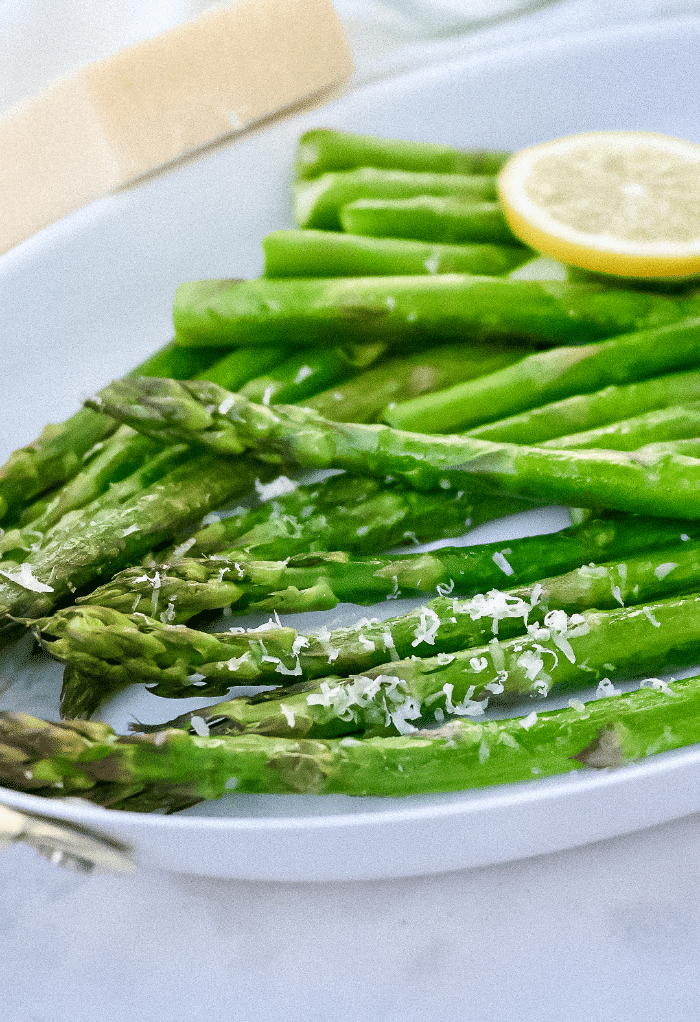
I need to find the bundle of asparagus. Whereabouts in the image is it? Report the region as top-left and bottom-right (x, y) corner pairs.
(3, 127), (700, 813)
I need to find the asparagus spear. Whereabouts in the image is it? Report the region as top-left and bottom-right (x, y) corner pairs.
(0, 340), (233, 527)
(0, 429), (178, 559)
(14, 338), (388, 547)
(0, 342), (289, 540)
(383, 317), (700, 433)
(305, 341), (526, 423)
(339, 197), (518, 244)
(100, 591), (700, 738)
(3, 668), (700, 806)
(0, 450), (268, 639)
(49, 530), (700, 718)
(464, 367), (700, 444)
(57, 511), (700, 713)
(76, 510), (700, 626)
(236, 340), (386, 406)
(262, 229), (531, 278)
(537, 401), (700, 451)
(294, 128), (511, 179)
(293, 168), (498, 230)
(0, 331), (535, 649)
(176, 472), (526, 561)
(87, 378), (700, 520)
(171, 275), (700, 349)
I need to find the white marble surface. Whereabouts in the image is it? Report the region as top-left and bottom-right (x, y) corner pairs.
(3, 2), (700, 1019)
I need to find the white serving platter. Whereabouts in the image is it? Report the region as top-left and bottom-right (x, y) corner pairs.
(1, 15), (700, 882)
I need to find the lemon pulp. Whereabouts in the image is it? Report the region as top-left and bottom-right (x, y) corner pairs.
(497, 131), (700, 278)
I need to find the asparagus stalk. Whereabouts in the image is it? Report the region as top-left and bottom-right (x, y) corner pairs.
(304, 341), (527, 423)
(2, 342), (289, 540)
(48, 531), (700, 718)
(537, 401), (700, 451)
(464, 367), (700, 444)
(99, 591), (700, 738)
(0, 451), (268, 638)
(0, 340), (233, 527)
(77, 514), (700, 626)
(262, 229), (531, 278)
(171, 276), (700, 349)
(339, 197), (519, 244)
(383, 317), (700, 433)
(0, 429), (178, 559)
(176, 472), (526, 561)
(72, 545), (516, 623)
(16, 339), (387, 545)
(293, 167), (498, 230)
(0, 332), (443, 631)
(294, 128), (511, 179)
(236, 340), (386, 407)
(87, 378), (700, 520)
(0, 332), (538, 652)
(3, 669), (700, 806)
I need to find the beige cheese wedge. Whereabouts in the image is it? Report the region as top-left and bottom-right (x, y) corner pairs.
(0, 0), (353, 255)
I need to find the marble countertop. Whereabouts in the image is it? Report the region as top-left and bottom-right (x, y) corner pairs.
(2, 2), (700, 1019)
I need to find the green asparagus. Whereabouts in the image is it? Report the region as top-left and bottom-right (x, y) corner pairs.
(293, 167), (498, 230)
(339, 196), (518, 244)
(537, 401), (700, 451)
(47, 531), (700, 718)
(236, 340), (386, 406)
(383, 317), (700, 433)
(262, 229), (531, 278)
(464, 367), (700, 444)
(1, 342), (289, 542)
(171, 275), (700, 349)
(0, 450), (269, 640)
(4, 666), (700, 806)
(305, 342), (527, 423)
(175, 472), (526, 561)
(87, 378), (700, 520)
(98, 591), (700, 738)
(77, 513), (700, 626)
(0, 332), (478, 639)
(0, 340), (234, 527)
(294, 128), (511, 179)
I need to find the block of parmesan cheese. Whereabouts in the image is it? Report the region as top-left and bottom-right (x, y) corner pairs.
(0, 0), (353, 255)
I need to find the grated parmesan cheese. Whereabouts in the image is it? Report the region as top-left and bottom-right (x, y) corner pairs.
(0, 563), (54, 592)
(225, 653), (251, 672)
(568, 698), (587, 714)
(279, 704), (296, 727)
(643, 606), (661, 627)
(382, 631), (400, 661)
(218, 394), (237, 416)
(640, 677), (678, 696)
(190, 715), (211, 737)
(411, 606), (441, 646)
(596, 677), (619, 698)
(491, 549), (514, 576)
(292, 635), (310, 656)
(255, 475), (298, 502)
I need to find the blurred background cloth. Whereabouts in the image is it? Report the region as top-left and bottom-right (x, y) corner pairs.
(3, 0), (700, 115)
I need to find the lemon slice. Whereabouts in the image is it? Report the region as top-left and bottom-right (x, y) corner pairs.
(497, 131), (700, 278)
